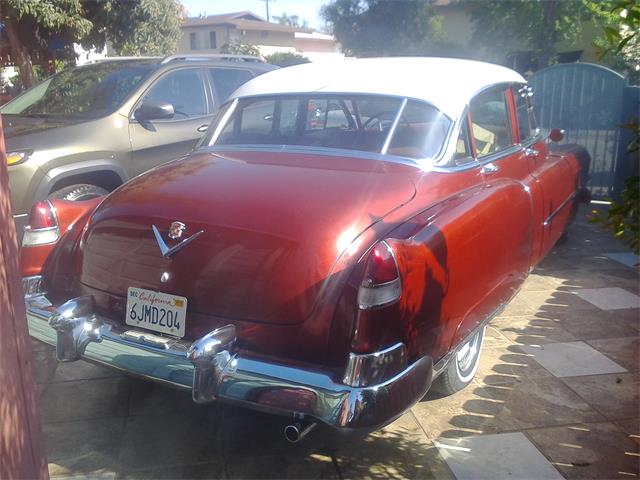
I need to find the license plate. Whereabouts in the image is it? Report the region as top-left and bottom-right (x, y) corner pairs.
(125, 287), (187, 338)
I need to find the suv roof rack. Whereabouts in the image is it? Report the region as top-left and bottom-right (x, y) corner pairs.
(85, 56), (161, 64)
(161, 54), (265, 64)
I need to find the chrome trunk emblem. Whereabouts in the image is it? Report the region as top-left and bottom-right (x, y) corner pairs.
(152, 222), (204, 258)
(168, 221), (186, 240)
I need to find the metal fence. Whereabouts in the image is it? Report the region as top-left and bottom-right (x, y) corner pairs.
(529, 63), (636, 200)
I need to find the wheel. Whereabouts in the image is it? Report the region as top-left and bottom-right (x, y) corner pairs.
(49, 184), (108, 202)
(431, 326), (485, 396)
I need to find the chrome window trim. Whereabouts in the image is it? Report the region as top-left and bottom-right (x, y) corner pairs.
(202, 144), (424, 169)
(381, 97), (408, 155)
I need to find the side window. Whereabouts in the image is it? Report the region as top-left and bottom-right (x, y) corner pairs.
(469, 88), (512, 157)
(143, 69), (206, 118)
(514, 84), (538, 144)
(209, 68), (254, 102)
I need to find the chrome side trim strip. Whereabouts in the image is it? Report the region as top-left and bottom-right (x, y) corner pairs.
(543, 192), (577, 226)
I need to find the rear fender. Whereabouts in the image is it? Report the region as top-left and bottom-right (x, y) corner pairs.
(390, 180), (534, 362)
(20, 197), (102, 278)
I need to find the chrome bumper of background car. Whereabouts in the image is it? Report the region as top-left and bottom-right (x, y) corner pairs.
(26, 294), (433, 430)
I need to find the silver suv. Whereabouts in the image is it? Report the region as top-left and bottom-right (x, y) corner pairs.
(2, 54), (277, 236)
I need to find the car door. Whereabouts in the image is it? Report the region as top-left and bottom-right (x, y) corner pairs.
(451, 86), (536, 339)
(512, 85), (576, 260)
(128, 67), (213, 177)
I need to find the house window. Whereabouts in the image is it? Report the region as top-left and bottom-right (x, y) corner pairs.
(209, 31), (217, 49)
(189, 32), (197, 50)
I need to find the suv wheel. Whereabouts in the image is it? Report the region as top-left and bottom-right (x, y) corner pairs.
(50, 184), (109, 202)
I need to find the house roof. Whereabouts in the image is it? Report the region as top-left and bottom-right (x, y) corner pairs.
(182, 11), (313, 33)
(231, 57), (526, 120)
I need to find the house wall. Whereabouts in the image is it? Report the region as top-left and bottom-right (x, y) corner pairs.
(178, 26), (232, 53)
(178, 26), (296, 53)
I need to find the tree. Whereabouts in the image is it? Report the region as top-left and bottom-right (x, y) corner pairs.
(321, 0), (443, 57)
(2, 0), (92, 88)
(272, 12), (308, 28)
(82, 0), (184, 56)
(220, 42), (262, 58)
(466, 0), (594, 68)
(1, 0), (183, 89)
(264, 51), (310, 67)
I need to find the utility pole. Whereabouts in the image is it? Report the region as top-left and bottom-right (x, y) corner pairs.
(261, 0), (275, 22)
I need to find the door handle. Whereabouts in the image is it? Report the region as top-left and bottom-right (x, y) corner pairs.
(524, 147), (538, 158)
(196, 124), (209, 133)
(481, 162), (500, 175)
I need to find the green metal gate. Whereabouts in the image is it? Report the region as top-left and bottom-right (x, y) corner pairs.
(529, 63), (635, 199)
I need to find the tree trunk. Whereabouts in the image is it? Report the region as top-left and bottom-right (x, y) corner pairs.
(5, 15), (37, 89)
(0, 114), (49, 479)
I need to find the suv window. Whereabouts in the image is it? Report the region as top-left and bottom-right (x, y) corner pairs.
(514, 85), (538, 144)
(143, 68), (206, 118)
(469, 88), (512, 157)
(1, 61), (154, 118)
(208, 68), (254, 103)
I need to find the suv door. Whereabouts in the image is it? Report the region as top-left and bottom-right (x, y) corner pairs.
(128, 67), (211, 177)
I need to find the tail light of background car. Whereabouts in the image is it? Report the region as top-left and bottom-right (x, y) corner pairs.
(22, 200), (60, 247)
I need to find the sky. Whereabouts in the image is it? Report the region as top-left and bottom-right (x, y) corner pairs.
(179, 0), (328, 30)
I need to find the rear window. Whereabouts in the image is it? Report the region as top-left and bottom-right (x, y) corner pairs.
(207, 94), (451, 160)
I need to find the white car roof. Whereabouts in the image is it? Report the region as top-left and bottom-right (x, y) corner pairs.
(231, 57), (526, 121)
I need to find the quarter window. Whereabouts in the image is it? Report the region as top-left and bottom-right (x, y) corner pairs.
(469, 88), (512, 157)
(142, 69), (206, 118)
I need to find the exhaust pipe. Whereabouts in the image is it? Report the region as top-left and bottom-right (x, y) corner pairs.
(284, 421), (317, 443)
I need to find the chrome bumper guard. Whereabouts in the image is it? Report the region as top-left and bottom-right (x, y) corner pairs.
(26, 295), (433, 430)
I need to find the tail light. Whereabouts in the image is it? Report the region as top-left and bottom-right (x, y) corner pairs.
(357, 241), (401, 309)
(22, 200), (60, 247)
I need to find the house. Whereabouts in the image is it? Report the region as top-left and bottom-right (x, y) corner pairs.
(178, 11), (343, 61)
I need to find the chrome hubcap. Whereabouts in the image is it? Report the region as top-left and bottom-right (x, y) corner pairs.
(456, 331), (481, 374)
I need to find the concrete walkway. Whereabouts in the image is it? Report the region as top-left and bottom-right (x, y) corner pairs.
(33, 205), (639, 479)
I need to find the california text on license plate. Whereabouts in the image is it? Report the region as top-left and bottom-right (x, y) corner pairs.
(125, 287), (187, 338)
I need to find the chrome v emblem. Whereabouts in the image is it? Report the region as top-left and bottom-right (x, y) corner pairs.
(152, 225), (204, 258)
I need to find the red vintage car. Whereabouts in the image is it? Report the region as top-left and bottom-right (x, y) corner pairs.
(21, 58), (588, 441)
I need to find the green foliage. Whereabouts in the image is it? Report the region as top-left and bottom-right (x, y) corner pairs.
(2, 0), (183, 88)
(264, 51), (310, 67)
(220, 42), (262, 57)
(591, 176), (640, 254)
(321, 0), (443, 57)
(272, 12), (309, 28)
(7, 0), (92, 36)
(466, 0), (592, 67)
(81, 0), (184, 56)
(587, 0), (639, 82)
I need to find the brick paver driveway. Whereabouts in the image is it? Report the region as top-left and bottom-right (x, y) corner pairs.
(33, 206), (639, 479)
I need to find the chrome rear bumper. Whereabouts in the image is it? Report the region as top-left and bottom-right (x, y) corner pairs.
(26, 294), (433, 430)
